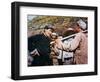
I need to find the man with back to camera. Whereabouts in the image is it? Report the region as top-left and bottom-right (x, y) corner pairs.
(28, 25), (54, 66)
(55, 19), (88, 64)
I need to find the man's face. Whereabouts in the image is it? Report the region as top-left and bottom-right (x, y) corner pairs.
(45, 29), (53, 37)
(47, 29), (53, 34)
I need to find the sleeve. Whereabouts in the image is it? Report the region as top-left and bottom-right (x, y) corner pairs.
(62, 33), (81, 51)
(28, 36), (36, 52)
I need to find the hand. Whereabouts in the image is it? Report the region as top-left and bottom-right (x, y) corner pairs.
(55, 37), (62, 43)
(55, 37), (63, 49)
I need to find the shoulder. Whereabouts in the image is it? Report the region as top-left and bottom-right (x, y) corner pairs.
(28, 34), (43, 39)
(75, 32), (82, 38)
(75, 32), (87, 41)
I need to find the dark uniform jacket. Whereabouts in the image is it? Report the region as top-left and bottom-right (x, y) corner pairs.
(28, 34), (52, 66)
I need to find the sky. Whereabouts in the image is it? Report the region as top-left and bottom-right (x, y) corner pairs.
(27, 15), (37, 21)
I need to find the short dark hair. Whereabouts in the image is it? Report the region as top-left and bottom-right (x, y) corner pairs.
(44, 25), (54, 32)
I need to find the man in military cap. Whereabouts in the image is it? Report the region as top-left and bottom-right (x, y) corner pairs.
(28, 24), (54, 66)
(55, 19), (88, 64)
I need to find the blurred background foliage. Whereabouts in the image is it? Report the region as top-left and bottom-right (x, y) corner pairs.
(28, 15), (87, 37)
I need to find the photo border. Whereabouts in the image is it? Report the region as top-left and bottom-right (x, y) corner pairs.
(11, 1), (98, 80)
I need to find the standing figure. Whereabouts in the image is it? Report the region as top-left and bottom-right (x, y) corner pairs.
(50, 33), (59, 65)
(28, 25), (54, 66)
(55, 19), (88, 64)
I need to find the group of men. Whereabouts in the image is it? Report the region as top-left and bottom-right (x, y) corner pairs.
(28, 19), (88, 66)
